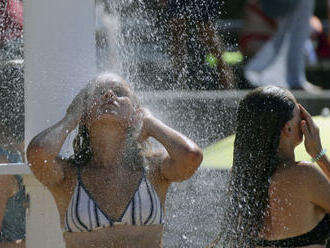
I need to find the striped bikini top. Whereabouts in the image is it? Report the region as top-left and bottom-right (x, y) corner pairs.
(64, 168), (164, 232)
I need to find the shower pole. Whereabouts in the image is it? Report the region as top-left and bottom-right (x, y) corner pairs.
(24, 0), (96, 247)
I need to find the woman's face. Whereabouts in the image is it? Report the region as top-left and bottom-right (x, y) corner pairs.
(287, 104), (303, 147)
(85, 80), (136, 127)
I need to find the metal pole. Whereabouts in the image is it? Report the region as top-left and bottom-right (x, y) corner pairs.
(24, 0), (96, 247)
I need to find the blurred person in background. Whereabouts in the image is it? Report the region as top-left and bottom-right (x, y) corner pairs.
(243, 0), (322, 92)
(314, 0), (330, 59)
(240, 0), (323, 61)
(160, 0), (234, 89)
(0, 0), (23, 60)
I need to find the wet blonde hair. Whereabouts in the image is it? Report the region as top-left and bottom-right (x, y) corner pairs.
(71, 73), (146, 170)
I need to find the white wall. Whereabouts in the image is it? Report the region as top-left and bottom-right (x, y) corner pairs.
(24, 0), (96, 247)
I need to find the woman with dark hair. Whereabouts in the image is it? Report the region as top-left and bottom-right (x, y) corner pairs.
(210, 86), (330, 247)
(27, 73), (203, 248)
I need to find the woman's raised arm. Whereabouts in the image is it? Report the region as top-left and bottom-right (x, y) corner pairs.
(300, 104), (330, 178)
(299, 104), (330, 212)
(27, 89), (87, 186)
(140, 109), (203, 182)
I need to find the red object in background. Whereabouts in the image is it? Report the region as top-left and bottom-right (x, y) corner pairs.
(316, 33), (330, 59)
(0, 0), (23, 47)
(239, 0), (278, 56)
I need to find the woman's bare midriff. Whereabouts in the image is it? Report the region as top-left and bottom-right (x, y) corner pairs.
(63, 224), (163, 248)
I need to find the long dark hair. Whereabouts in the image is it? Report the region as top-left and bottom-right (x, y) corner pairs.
(213, 86), (296, 247)
(71, 73), (146, 170)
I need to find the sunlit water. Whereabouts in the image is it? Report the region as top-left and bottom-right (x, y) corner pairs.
(96, 1), (239, 247)
(0, 0), (240, 246)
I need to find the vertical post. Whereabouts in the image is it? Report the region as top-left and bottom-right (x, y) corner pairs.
(24, 0), (96, 247)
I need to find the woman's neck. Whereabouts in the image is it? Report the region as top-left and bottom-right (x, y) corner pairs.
(277, 136), (296, 164)
(88, 125), (128, 170)
(277, 148), (295, 168)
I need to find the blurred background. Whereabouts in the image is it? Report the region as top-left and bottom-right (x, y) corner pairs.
(1, 0), (330, 247)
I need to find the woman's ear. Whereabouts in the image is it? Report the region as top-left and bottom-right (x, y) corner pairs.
(281, 122), (292, 137)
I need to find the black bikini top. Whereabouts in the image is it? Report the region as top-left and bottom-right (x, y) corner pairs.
(257, 214), (330, 247)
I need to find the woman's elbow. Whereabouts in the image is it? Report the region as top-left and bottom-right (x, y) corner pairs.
(26, 144), (41, 164)
(177, 148), (203, 181)
(27, 146), (63, 186)
(26, 144), (49, 171)
(186, 147), (203, 168)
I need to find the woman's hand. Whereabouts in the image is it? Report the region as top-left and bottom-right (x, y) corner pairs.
(65, 87), (88, 127)
(299, 104), (323, 158)
(137, 109), (202, 182)
(26, 87), (90, 187)
(138, 108), (153, 142)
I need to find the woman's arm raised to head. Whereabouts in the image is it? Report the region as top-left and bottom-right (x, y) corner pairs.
(27, 89), (87, 187)
(300, 104), (330, 178)
(298, 105), (330, 212)
(140, 109), (203, 182)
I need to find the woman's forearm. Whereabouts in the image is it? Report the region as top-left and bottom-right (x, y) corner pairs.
(27, 115), (77, 160)
(143, 115), (202, 181)
(144, 116), (201, 162)
(26, 115), (78, 185)
(27, 88), (86, 185)
(27, 87), (86, 162)
(317, 154), (330, 179)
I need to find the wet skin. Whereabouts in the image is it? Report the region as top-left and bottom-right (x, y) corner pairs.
(258, 105), (330, 248)
(27, 74), (202, 248)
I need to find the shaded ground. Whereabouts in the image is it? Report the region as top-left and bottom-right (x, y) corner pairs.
(163, 168), (229, 248)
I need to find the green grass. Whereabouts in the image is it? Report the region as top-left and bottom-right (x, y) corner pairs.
(222, 51), (244, 65)
(202, 116), (330, 169)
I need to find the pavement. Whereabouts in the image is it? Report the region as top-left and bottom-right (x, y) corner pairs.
(163, 168), (229, 248)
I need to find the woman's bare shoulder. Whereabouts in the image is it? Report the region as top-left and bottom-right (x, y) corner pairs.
(294, 162), (330, 212)
(279, 161), (318, 175)
(278, 161), (330, 196)
(294, 161), (321, 175)
(272, 162), (321, 190)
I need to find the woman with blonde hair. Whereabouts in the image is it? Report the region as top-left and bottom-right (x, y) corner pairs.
(27, 73), (203, 248)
